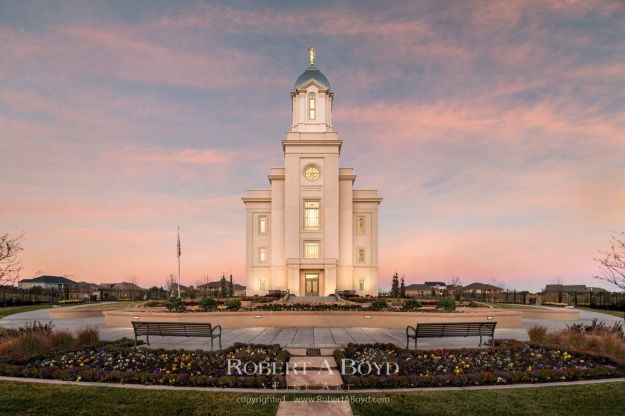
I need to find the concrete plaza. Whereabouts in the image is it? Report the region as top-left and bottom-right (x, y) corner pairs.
(0, 306), (621, 350)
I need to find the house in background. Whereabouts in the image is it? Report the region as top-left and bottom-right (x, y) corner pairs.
(462, 283), (504, 296)
(99, 282), (146, 300)
(18, 275), (79, 291)
(404, 283), (436, 298)
(198, 280), (246, 297)
(425, 281), (447, 291)
(544, 284), (608, 293)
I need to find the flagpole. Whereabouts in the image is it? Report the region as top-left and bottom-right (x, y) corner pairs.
(177, 226), (181, 298)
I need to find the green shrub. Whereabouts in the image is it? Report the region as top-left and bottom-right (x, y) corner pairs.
(527, 325), (548, 344)
(370, 298), (388, 311)
(226, 299), (241, 311)
(49, 330), (74, 351)
(142, 300), (165, 308)
(165, 297), (186, 312)
(76, 327), (100, 348)
(14, 333), (48, 360)
(436, 297), (457, 312)
(198, 297), (218, 311)
(402, 299), (422, 311)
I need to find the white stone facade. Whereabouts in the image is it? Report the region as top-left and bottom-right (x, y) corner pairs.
(242, 61), (382, 297)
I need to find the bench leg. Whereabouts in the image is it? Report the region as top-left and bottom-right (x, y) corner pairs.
(210, 337), (214, 352)
(134, 333), (138, 349)
(415, 337), (418, 350)
(406, 336), (409, 350)
(218, 335), (222, 350)
(479, 334), (483, 347)
(146, 333), (150, 346)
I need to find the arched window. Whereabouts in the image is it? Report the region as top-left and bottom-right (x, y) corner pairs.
(308, 93), (316, 120)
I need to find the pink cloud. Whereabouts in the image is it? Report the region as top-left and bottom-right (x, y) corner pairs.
(122, 148), (231, 165)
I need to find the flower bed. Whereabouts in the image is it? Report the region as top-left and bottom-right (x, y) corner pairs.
(333, 341), (623, 389)
(0, 341), (289, 389)
(543, 302), (568, 307)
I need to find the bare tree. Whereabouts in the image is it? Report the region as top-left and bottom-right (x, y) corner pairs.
(165, 273), (176, 297)
(448, 276), (462, 287)
(0, 233), (24, 286)
(595, 232), (625, 291)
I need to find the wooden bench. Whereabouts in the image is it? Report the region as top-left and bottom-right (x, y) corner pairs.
(132, 321), (222, 350)
(406, 322), (496, 349)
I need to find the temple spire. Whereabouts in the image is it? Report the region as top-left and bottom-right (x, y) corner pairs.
(308, 46), (315, 66)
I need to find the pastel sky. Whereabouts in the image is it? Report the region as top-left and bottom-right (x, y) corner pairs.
(1, 1), (624, 292)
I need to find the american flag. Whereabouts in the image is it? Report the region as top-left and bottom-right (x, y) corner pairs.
(177, 229), (181, 258)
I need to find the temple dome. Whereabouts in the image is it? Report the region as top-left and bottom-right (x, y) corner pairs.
(294, 64), (331, 90)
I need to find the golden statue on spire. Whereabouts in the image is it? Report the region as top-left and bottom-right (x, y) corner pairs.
(308, 46), (315, 66)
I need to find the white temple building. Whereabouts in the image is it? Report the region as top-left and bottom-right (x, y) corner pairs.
(242, 50), (382, 297)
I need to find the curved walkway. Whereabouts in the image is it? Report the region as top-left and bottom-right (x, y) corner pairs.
(0, 375), (623, 394)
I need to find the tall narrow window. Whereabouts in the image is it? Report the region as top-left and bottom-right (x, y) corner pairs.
(304, 241), (320, 258)
(259, 215), (267, 234)
(259, 277), (266, 291)
(357, 248), (365, 263)
(357, 215), (366, 234)
(308, 93), (316, 120)
(259, 247), (267, 263)
(304, 201), (320, 231)
(359, 277), (365, 291)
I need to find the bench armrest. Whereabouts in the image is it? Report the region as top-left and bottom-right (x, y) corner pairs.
(406, 325), (416, 337)
(212, 325), (222, 335)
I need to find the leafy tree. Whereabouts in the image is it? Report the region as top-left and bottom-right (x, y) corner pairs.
(229, 274), (234, 297)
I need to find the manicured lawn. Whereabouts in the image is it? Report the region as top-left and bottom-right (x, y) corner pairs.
(352, 381), (625, 416)
(1, 380), (624, 416)
(578, 307), (625, 319)
(0, 304), (52, 319)
(0, 381), (275, 416)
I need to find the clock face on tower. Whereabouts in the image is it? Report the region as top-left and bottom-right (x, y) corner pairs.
(304, 166), (320, 181)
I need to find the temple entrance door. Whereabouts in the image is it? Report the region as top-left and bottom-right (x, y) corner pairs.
(304, 273), (319, 296)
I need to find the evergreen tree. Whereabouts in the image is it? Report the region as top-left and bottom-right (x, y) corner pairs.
(220, 273), (227, 298)
(391, 272), (399, 298)
(229, 274), (234, 297)
(400, 276), (406, 298)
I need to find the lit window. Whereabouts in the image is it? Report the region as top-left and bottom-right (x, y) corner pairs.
(259, 215), (267, 234)
(359, 277), (365, 291)
(308, 93), (316, 120)
(304, 241), (320, 258)
(358, 248), (365, 263)
(357, 216), (366, 234)
(259, 247), (267, 263)
(304, 201), (320, 231)
(259, 277), (266, 291)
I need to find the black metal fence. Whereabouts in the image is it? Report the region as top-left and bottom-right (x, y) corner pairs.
(400, 289), (625, 310)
